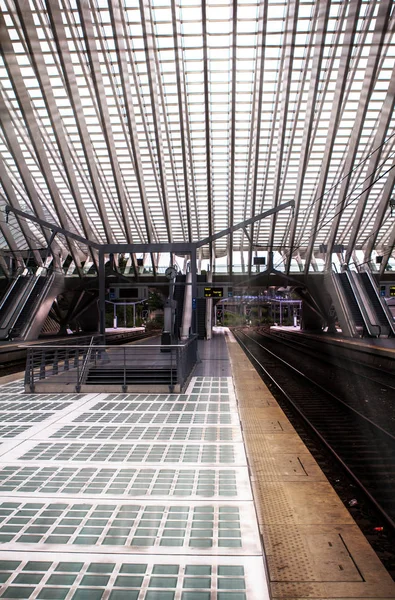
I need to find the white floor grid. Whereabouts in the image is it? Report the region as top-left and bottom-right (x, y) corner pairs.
(0, 376), (270, 599)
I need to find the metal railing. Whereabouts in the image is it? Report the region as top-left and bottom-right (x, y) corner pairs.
(24, 335), (198, 393)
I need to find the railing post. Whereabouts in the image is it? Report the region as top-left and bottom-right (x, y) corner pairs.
(169, 346), (174, 393)
(53, 350), (58, 375)
(76, 356), (80, 393)
(64, 349), (69, 371)
(122, 347), (127, 392)
(39, 350), (46, 380)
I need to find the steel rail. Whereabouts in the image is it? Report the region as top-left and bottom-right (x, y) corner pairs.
(234, 328), (395, 532)
(261, 328), (395, 392)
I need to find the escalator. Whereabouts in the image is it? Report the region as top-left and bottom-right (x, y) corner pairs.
(0, 271), (63, 341)
(337, 272), (365, 332)
(357, 271), (395, 337)
(9, 276), (48, 339)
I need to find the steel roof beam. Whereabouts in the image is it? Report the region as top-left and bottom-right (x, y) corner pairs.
(137, 0), (172, 242)
(109, 0), (155, 246)
(202, 0), (213, 264)
(286, 0), (330, 274)
(46, 0), (114, 246)
(364, 158), (395, 261)
(228, 0), (238, 275)
(171, 0), (193, 242)
(246, 0), (267, 277)
(14, 0), (98, 269)
(304, 0), (362, 274)
(267, 0), (299, 252)
(325, 0), (393, 269)
(350, 65), (395, 263)
(78, 1), (136, 251)
(0, 8), (83, 271)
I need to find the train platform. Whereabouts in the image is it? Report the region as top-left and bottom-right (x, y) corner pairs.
(0, 329), (392, 599)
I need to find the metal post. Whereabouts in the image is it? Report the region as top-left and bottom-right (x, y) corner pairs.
(133, 304), (136, 328)
(122, 347), (127, 392)
(191, 246), (197, 334)
(99, 248), (106, 342)
(124, 304), (126, 327)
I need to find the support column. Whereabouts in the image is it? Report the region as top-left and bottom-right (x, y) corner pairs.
(191, 246), (197, 334)
(99, 248), (106, 341)
(205, 270), (212, 340)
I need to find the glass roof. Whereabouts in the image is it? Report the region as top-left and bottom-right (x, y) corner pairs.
(0, 0), (395, 273)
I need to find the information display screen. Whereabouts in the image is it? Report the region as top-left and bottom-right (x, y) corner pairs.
(204, 287), (224, 298)
(390, 286), (395, 297)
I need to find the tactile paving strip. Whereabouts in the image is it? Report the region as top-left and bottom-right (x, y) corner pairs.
(0, 466), (250, 500)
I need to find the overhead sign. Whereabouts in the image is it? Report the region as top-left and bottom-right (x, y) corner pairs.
(204, 287), (223, 298)
(390, 286), (395, 297)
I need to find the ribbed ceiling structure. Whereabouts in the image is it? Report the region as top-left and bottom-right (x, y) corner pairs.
(0, 0), (395, 274)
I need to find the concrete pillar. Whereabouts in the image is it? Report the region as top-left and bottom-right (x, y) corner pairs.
(205, 271), (212, 340)
(181, 271), (192, 340)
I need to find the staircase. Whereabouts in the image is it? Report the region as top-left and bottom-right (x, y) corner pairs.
(85, 367), (178, 391)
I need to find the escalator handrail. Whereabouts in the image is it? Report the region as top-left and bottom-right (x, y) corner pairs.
(6, 274), (48, 336)
(0, 275), (24, 313)
(346, 269), (381, 336)
(361, 269), (395, 335)
(14, 272), (56, 339)
(0, 274), (37, 332)
(330, 271), (359, 337)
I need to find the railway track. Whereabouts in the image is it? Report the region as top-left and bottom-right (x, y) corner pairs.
(233, 328), (395, 532)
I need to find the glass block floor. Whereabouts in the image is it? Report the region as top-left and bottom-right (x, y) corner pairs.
(0, 376), (269, 599)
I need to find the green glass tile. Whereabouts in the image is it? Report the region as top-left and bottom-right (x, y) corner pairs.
(72, 591), (103, 600)
(0, 573), (10, 583)
(218, 578), (246, 590)
(149, 576), (177, 588)
(151, 565), (179, 575)
(145, 593), (174, 600)
(47, 574), (77, 585)
(0, 535), (14, 542)
(73, 536), (99, 545)
(87, 563), (115, 574)
(81, 575), (110, 586)
(119, 564), (147, 574)
(55, 562), (83, 572)
(23, 562), (52, 571)
(217, 594), (246, 600)
(218, 567), (244, 576)
(18, 535), (43, 543)
(37, 589), (69, 600)
(114, 575), (144, 587)
(189, 539), (212, 548)
(130, 537), (154, 546)
(181, 593), (210, 600)
(103, 537), (126, 546)
(159, 538), (183, 547)
(185, 566), (211, 576)
(109, 593), (139, 600)
(45, 535), (71, 544)
(13, 574), (44, 584)
(1, 587), (34, 598)
(218, 539), (242, 547)
(183, 577), (211, 589)
(0, 561), (20, 570)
